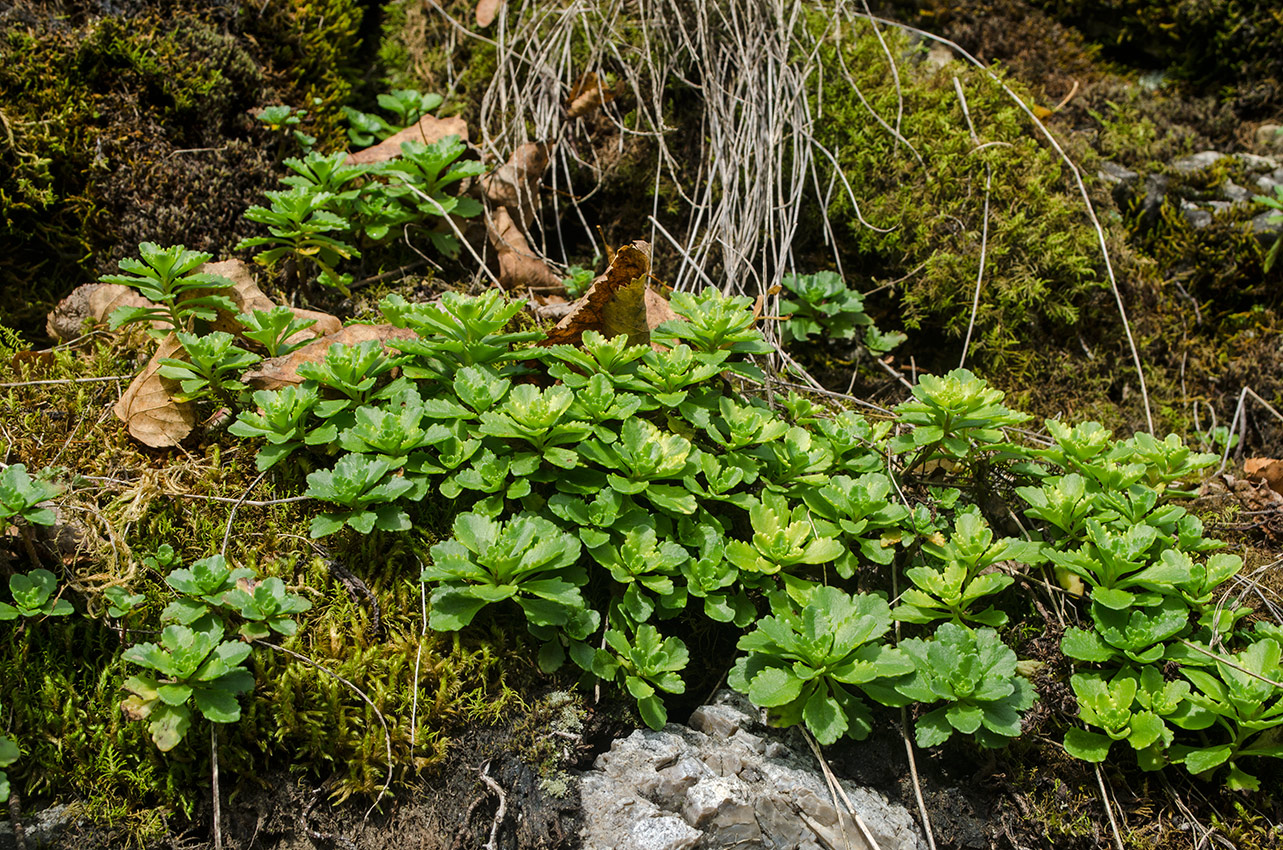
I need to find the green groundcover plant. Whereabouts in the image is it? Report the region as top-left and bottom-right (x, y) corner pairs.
(237, 97), (488, 293)
(6, 284), (1278, 814)
(219, 286), (1283, 791)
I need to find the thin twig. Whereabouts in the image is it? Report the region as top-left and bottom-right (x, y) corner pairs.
(411, 569), (429, 749)
(800, 727), (883, 850)
(1218, 386), (1283, 473)
(953, 76), (992, 371)
(348, 260), (432, 291)
(78, 475), (310, 506)
(181, 493), (310, 507)
(479, 762), (508, 850)
(900, 708), (937, 850)
(7, 788), (26, 850)
(221, 469), (269, 556)
(211, 725), (223, 850)
(1175, 639), (1283, 688)
(880, 452), (936, 850)
(1095, 763), (1126, 850)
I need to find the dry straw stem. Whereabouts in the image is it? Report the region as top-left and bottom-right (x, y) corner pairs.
(0, 374), (134, 388)
(1175, 638), (1283, 689)
(879, 455), (937, 850)
(1218, 386), (1283, 473)
(431, 0), (903, 317)
(952, 75), (992, 372)
(436, 0), (1150, 427)
(800, 726), (890, 850)
(1094, 762), (1126, 850)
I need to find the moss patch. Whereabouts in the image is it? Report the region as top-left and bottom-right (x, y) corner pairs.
(0, 0), (386, 341)
(0, 334), (540, 836)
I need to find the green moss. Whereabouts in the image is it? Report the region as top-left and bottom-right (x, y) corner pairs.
(0, 0), (392, 341)
(377, 0), (498, 119)
(0, 331), (533, 833)
(1035, 0), (1283, 108)
(0, 9), (264, 336)
(242, 0), (371, 144)
(812, 31), (1109, 371)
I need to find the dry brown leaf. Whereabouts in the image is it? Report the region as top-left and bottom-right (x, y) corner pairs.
(475, 0), (503, 27)
(489, 207), (562, 292)
(348, 115), (471, 165)
(47, 282), (157, 341)
(46, 284), (102, 341)
(203, 259), (272, 311)
(543, 241), (669, 347)
(114, 334), (196, 448)
(481, 142), (549, 231)
(533, 297), (576, 322)
(194, 259), (341, 342)
(645, 284), (678, 330)
(10, 350), (54, 373)
(89, 284), (146, 320)
(242, 323), (417, 391)
(566, 72), (615, 120)
(1245, 457), (1283, 495)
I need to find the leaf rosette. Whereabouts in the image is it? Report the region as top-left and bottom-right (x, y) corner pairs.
(729, 588), (911, 745)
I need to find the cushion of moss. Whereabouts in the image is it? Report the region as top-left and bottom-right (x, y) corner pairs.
(0, 0), (379, 340)
(0, 335), (529, 827)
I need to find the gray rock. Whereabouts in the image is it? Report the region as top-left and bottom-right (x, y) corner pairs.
(925, 43), (954, 71)
(731, 728), (767, 755)
(0, 804), (76, 850)
(1236, 152), (1279, 172)
(756, 794), (811, 847)
(1097, 161), (1140, 210)
(1258, 169), (1283, 196)
(1257, 124), (1283, 155)
(1098, 161), (1139, 186)
(1137, 173), (1170, 229)
(579, 691), (927, 850)
(623, 814), (702, 850)
(1253, 210), (1283, 247)
(1171, 151), (1226, 174)
(654, 756), (707, 807)
(1182, 201), (1213, 229)
(681, 776), (749, 828)
(689, 703), (749, 738)
(701, 750), (743, 778)
(1221, 181), (1252, 203)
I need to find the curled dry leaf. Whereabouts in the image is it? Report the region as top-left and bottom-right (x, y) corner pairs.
(533, 295), (575, 322)
(1245, 457), (1283, 495)
(91, 285), (167, 333)
(542, 241), (672, 348)
(45, 283), (161, 341)
(46, 283), (101, 341)
(566, 72), (615, 120)
(481, 141), (549, 231)
(113, 333), (196, 448)
(489, 207), (562, 292)
(348, 115), (471, 165)
(242, 323), (417, 391)
(1210, 473), (1283, 542)
(475, 0), (503, 27)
